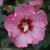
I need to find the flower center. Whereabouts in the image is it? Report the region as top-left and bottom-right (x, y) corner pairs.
(18, 18), (33, 33)
(23, 24), (29, 32)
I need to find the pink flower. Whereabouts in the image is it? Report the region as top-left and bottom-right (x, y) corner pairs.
(29, 0), (43, 11)
(0, 0), (3, 7)
(4, 4), (48, 48)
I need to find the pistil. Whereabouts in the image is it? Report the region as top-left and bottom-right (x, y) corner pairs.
(23, 24), (29, 32)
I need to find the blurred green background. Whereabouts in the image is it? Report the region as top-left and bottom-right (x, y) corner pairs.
(0, 0), (50, 50)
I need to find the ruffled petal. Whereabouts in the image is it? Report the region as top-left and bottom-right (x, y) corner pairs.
(15, 4), (35, 17)
(29, 0), (43, 11)
(4, 21), (20, 38)
(11, 31), (33, 48)
(29, 10), (48, 26)
(25, 10), (48, 26)
(31, 21), (46, 44)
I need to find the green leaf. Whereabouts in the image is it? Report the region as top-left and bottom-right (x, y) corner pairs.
(2, 48), (12, 50)
(1, 37), (11, 47)
(0, 9), (7, 25)
(0, 15), (7, 24)
(22, 0), (33, 3)
(0, 9), (2, 16)
(13, 4), (18, 9)
(47, 12), (50, 22)
(1, 48), (23, 50)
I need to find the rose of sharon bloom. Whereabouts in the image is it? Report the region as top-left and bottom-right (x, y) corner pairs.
(29, 0), (43, 11)
(0, 0), (3, 7)
(4, 4), (48, 48)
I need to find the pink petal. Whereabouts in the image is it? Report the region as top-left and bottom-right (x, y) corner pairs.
(32, 36), (39, 44)
(11, 31), (33, 48)
(25, 10), (48, 26)
(5, 13), (23, 25)
(15, 4), (26, 17)
(31, 21), (46, 44)
(31, 10), (48, 26)
(0, 0), (3, 7)
(4, 21), (20, 38)
(15, 4), (35, 17)
(29, 0), (43, 11)
(5, 14), (14, 22)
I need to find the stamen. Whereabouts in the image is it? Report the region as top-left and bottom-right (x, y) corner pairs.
(23, 24), (29, 32)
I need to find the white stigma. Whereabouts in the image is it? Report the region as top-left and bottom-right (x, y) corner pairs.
(23, 24), (29, 32)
